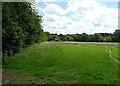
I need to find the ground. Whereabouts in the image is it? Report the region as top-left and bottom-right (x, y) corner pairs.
(2, 42), (119, 84)
(2, 69), (65, 84)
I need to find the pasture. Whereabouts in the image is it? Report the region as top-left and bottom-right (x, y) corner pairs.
(3, 42), (119, 84)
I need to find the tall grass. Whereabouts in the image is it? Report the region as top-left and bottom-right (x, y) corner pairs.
(3, 42), (118, 84)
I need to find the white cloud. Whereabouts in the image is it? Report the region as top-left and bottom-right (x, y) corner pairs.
(35, 0), (67, 2)
(38, 0), (118, 34)
(35, 0), (119, 3)
(43, 3), (66, 15)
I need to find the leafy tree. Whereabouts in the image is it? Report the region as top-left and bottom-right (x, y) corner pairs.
(93, 33), (102, 42)
(45, 32), (51, 37)
(102, 37), (112, 42)
(2, 2), (46, 59)
(59, 34), (67, 41)
(48, 35), (60, 41)
(71, 34), (79, 41)
(112, 29), (120, 42)
(88, 34), (94, 42)
(66, 35), (73, 41)
(80, 33), (88, 42)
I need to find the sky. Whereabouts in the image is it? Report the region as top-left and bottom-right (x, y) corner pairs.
(35, 0), (118, 34)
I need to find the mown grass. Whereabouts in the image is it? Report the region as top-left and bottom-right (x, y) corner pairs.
(3, 42), (119, 84)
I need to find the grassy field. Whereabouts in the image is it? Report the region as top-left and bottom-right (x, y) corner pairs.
(3, 42), (119, 84)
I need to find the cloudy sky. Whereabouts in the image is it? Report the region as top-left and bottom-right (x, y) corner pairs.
(35, 0), (118, 34)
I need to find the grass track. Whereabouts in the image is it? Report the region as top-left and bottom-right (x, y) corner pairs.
(3, 42), (119, 84)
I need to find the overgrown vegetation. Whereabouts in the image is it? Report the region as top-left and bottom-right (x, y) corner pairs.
(3, 42), (118, 84)
(45, 29), (120, 42)
(2, 2), (119, 85)
(2, 2), (47, 61)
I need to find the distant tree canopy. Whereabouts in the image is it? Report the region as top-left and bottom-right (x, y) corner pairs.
(2, 2), (47, 58)
(112, 29), (120, 42)
(2, 2), (120, 62)
(45, 29), (120, 42)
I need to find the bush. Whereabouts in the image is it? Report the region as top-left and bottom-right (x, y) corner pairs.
(2, 2), (46, 61)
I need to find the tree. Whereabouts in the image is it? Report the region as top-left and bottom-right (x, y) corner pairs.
(45, 32), (51, 37)
(59, 34), (67, 41)
(66, 35), (73, 41)
(102, 37), (112, 42)
(88, 34), (94, 42)
(112, 29), (120, 42)
(2, 2), (46, 58)
(80, 33), (88, 42)
(93, 33), (102, 42)
(48, 35), (60, 41)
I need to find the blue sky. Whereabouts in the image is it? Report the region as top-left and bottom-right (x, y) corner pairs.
(37, 2), (118, 16)
(35, 0), (118, 34)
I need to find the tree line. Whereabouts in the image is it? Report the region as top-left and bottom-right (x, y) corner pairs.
(45, 29), (120, 42)
(2, 2), (120, 62)
(2, 2), (47, 59)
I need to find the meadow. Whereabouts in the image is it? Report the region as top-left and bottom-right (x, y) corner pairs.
(3, 42), (119, 84)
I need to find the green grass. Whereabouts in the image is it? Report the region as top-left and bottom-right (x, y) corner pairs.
(3, 42), (119, 84)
